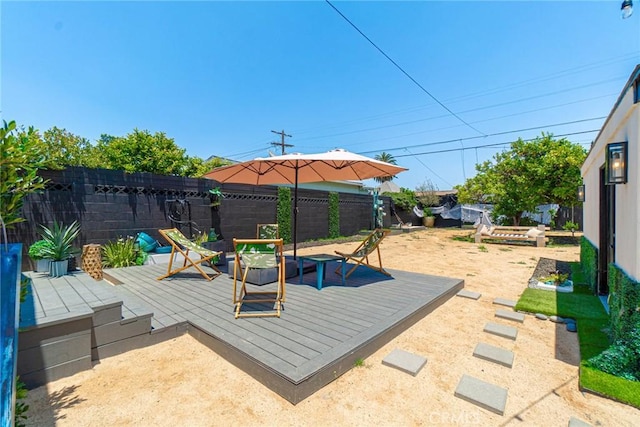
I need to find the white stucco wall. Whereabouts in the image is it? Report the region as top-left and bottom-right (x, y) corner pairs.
(581, 83), (640, 281)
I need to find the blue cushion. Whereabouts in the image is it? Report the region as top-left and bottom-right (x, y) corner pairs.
(137, 232), (158, 252)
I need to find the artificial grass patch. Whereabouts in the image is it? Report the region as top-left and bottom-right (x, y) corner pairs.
(515, 286), (640, 408)
(580, 365), (640, 407)
(515, 288), (607, 320)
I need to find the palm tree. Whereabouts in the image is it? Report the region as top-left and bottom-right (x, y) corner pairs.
(374, 152), (397, 183)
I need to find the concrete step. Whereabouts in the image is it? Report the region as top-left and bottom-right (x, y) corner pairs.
(484, 322), (518, 340)
(568, 417), (593, 427)
(473, 342), (514, 368)
(493, 298), (516, 308)
(454, 374), (508, 415)
(457, 289), (481, 300)
(495, 309), (525, 323)
(381, 349), (427, 376)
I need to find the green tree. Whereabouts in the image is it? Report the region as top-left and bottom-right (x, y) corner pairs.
(455, 133), (586, 225)
(95, 129), (191, 175)
(188, 156), (233, 178)
(0, 121), (48, 230)
(415, 178), (440, 207)
(373, 152), (397, 183)
(38, 126), (97, 169)
(454, 160), (499, 204)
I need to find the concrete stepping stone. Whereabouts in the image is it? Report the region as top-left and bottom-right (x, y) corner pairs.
(495, 309), (525, 323)
(457, 289), (481, 300)
(381, 349), (427, 377)
(473, 342), (514, 368)
(454, 374), (508, 415)
(484, 322), (518, 340)
(568, 417), (593, 427)
(493, 298), (516, 308)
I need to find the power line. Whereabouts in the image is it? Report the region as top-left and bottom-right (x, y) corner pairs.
(391, 129), (600, 158)
(404, 148), (455, 188)
(325, 0), (487, 137)
(293, 88), (617, 145)
(289, 53), (635, 137)
(357, 116), (606, 155)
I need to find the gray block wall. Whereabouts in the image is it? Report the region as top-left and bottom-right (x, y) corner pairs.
(10, 167), (391, 270)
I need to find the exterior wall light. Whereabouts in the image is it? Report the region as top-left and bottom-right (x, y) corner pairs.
(622, 0), (634, 19)
(577, 185), (585, 202)
(606, 142), (628, 184)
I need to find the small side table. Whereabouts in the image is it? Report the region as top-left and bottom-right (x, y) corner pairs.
(298, 254), (346, 290)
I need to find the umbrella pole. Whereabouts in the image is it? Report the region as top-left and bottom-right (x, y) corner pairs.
(293, 165), (298, 259)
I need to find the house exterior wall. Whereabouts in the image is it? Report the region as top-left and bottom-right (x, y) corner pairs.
(581, 68), (640, 282)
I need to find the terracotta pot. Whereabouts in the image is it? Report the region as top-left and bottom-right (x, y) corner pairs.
(422, 216), (435, 227)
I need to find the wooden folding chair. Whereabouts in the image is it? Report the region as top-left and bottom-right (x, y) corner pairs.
(335, 229), (391, 278)
(156, 228), (222, 281)
(256, 223), (279, 239)
(232, 238), (285, 318)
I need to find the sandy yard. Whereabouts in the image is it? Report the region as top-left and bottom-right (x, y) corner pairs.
(23, 228), (640, 426)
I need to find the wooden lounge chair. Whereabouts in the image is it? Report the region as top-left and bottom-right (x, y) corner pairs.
(233, 238), (285, 318)
(156, 228), (223, 281)
(335, 228), (391, 278)
(256, 223), (279, 239)
(474, 224), (549, 247)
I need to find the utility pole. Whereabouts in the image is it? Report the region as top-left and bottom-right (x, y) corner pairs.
(270, 129), (293, 155)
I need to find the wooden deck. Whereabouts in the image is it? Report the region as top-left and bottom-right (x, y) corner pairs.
(23, 261), (463, 404)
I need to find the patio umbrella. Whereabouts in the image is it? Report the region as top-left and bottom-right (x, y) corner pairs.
(203, 149), (408, 258)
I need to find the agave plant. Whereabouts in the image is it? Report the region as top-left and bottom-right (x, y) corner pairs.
(38, 221), (81, 261)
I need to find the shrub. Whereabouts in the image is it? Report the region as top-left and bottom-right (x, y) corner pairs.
(15, 377), (29, 427)
(588, 328), (640, 382)
(580, 237), (598, 293)
(563, 221), (579, 236)
(102, 236), (147, 268)
(328, 192), (340, 238)
(27, 239), (52, 260)
(277, 187), (292, 244)
(384, 188), (417, 211)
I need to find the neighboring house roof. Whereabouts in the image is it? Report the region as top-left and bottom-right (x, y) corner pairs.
(379, 181), (401, 193)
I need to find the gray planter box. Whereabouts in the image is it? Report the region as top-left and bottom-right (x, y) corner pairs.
(49, 260), (69, 278)
(201, 241), (226, 267)
(35, 259), (51, 273)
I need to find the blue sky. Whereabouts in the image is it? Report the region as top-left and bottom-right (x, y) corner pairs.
(2, 1), (639, 190)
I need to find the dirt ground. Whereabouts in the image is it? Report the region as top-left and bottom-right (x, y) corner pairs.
(24, 228), (640, 426)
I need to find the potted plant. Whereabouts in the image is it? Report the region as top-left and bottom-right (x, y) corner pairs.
(38, 221), (81, 277)
(208, 187), (224, 209)
(28, 239), (53, 273)
(415, 179), (439, 227)
(200, 228), (226, 266)
(422, 207), (436, 228)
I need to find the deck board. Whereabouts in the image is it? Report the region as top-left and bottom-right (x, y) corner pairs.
(23, 260), (462, 403)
